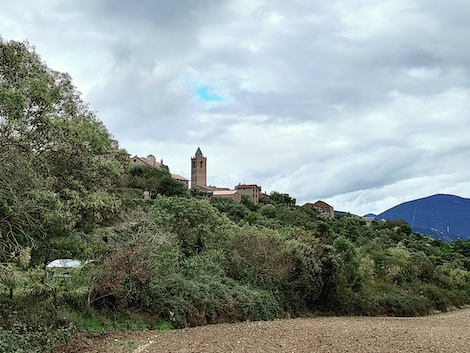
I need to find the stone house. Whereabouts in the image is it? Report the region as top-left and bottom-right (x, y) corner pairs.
(235, 183), (262, 204)
(131, 154), (189, 187)
(212, 189), (242, 202)
(303, 200), (335, 219)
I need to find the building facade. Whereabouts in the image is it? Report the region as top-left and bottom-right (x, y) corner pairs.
(190, 147), (262, 203)
(235, 183), (262, 204)
(131, 154), (163, 168)
(303, 200), (334, 219)
(130, 154), (189, 187)
(212, 190), (242, 202)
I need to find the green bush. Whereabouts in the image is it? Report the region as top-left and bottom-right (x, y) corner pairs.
(365, 292), (431, 316)
(419, 285), (450, 312)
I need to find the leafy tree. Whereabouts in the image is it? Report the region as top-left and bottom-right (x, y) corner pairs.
(150, 197), (232, 256)
(316, 221), (333, 239)
(285, 240), (323, 304)
(269, 191), (296, 207)
(333, 236), (363, 292)
(227, 227), (294, 285)
(241, 195), (258, 211)
(259, 204), (277, 218)
(127, 164), (171, 195)
(155, 176), (189, 197)
(0, 38), (127, 263)
(190, 188), (213, 199)
(316, 244), (341, 299)
(210, 197), (250, 222)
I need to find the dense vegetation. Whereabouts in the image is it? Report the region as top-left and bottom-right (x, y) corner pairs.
(2, 38), (470, 352)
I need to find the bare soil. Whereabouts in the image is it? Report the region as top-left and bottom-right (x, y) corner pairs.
(55, 308), (470, 353)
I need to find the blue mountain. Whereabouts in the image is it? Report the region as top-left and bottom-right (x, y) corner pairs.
(375, 194), (470, 242)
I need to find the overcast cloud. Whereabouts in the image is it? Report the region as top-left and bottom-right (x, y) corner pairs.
(2, 0), (470, 215)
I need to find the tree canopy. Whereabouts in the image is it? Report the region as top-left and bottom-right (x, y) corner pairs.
(0, 38), (128, 263)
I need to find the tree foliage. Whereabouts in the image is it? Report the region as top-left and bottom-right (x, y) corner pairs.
(127, 164), (170, 195)
(155, 176), (189, 197)
(269, 191), (296, 207)
(0, 38), (127, 262)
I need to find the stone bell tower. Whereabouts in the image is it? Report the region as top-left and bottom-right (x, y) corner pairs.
(191, 147), (207, 188)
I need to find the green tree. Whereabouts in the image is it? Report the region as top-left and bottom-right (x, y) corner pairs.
(0, 38), (127, 263)
(269, 191), (296, 207)
(285, 240), (323, 304)
(241, 195), (258, 211)
(155, 175), (189, 197)
(128, 164), (171, 195)
(333, 236), (363, 292)
(150, 197), (232, 256)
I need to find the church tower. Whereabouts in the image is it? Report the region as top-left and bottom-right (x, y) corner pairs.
(191, 147), (207, 188)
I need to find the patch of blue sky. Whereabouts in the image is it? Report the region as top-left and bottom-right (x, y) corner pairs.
(196, 85), (223, 102)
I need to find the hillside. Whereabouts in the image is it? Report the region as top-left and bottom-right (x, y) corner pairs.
(4, 38), (470, 353)
(375, 194), (470, 241)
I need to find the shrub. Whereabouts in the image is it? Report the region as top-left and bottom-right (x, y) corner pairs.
(285, 240), (323, 305)
(365, 292), (431, 316)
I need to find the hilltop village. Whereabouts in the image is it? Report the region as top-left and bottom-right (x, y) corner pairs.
(131, 147), (334, 218)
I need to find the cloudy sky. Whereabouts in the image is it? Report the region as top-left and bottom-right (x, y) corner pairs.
(2, 0), (470, 215)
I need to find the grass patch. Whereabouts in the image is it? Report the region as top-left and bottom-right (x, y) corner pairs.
(156, 320), (174, 330)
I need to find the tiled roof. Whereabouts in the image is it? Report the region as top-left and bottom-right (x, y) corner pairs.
(172, 173), (189, 181)
(235, 184), (260, 189)
(195, 147), (203, 156)
(132, 155), (189, 182)
(131, 155), (162, 168)
(212, 190), (239, 196)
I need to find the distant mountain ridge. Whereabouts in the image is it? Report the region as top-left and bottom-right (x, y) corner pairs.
(375, 194), (470, 241)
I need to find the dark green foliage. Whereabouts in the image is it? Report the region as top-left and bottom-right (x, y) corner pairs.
(127, 165), (172, 196)
(150, 197), (232, 256)
(333, 236), (364, 291)
(155, 176), (189, 197)
(365, 292), (431, 316)
(260, 204), (277, 218)
(315, 245), (341, 301)
(226, 227), (295, 285)
(210, 196), (250, 223)
(241, 195), (258, 211)
(0, 38), (127, 262)
(285, 240), (323, 304)
(190, 188), (213, 199)
(269, 191), (296, 206)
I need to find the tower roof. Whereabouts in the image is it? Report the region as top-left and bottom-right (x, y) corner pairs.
(195, 147), (203, 156)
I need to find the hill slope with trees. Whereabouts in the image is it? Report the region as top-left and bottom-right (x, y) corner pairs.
(2, 38), (470, 353)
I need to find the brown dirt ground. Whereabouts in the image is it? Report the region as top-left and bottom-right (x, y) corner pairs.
(55, 308), (470, 353)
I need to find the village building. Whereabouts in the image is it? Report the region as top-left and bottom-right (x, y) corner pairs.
(131, 154), (189, 187)
(131, 154), (162, 168)
(190, 147), (207, 189)
(235, 183), (262, 204)
(212, 189), (242, 202)
(132, 148), (262, 203)
(190, 148), (247, 202)
(303, 200), (335, 219)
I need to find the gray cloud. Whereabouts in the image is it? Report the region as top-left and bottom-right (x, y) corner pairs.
(2, 0), (470, 215)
